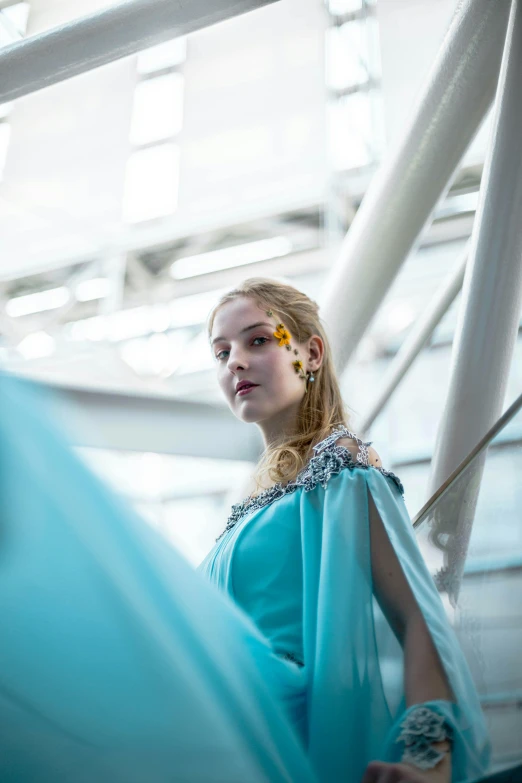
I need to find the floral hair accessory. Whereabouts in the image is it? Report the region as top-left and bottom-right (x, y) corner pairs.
(274, 323), (291, 348)
(266, 309), (312, 386)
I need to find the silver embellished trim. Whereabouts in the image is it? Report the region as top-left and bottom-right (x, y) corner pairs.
(216, 426), (405, 541)
(396, 706), (453, 770)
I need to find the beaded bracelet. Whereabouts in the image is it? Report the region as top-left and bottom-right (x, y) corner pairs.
(395, 705), (453, 770)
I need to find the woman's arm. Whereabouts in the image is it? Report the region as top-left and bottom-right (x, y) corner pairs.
(368, 487), (454, 705)
(366, 475), (454, 783)
(336, 439), (455, 782)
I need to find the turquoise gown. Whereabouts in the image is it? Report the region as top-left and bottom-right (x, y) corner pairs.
(0, 373), (491, 782)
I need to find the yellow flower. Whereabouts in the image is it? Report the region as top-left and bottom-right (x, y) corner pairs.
(293, 359), (303, 372)
(274, 324), (291, 346)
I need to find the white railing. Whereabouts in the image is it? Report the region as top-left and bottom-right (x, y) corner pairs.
(0, 0), (278, 103)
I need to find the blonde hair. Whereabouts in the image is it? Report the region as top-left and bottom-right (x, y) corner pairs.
(207, 277), (352, 494)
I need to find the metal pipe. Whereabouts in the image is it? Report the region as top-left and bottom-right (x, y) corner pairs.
(359, 242), (469, 435)
(19, 378), (262, 461)
(411, 390), (522, 531)
(320, 0), (510, 374)
(0, 0), (278, 103)
(426, 0), (522, 604)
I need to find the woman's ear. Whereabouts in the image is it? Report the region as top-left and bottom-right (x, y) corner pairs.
(308, 335), (324, 370)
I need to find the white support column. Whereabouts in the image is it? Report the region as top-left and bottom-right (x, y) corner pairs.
(428, 0), (522, 603)
(320, 0), (510, 374)
(359, 243), (469, 436)
(0, 0), (278, 103)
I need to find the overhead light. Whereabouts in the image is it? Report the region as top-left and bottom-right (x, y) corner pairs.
(119, 331), (190, 378)
(6, 287), (70, 317)
(169, 288), (229, 328)
(64, 289), (228, 344)
(17, 331), (56, 359)
(170, 237), (293, 280)
(75, 277), (110, 302)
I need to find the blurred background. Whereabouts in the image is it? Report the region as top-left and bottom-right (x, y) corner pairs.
(1, 0), (522, 769)
(1, 0), (494, 554)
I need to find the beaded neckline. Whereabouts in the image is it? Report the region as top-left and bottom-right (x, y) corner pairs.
(216, 426), (404, 542)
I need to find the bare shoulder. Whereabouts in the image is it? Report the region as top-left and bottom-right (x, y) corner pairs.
(336, 437), (382, 467)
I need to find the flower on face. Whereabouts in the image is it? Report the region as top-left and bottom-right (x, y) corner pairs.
(274, 323), (291, 346)
(293, 359), (304, 373)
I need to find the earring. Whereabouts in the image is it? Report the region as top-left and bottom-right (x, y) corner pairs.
(308, 372), (315, 383)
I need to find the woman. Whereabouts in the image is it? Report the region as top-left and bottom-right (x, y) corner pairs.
(0, 278), (490, 782)
(198, 277), (491, 782)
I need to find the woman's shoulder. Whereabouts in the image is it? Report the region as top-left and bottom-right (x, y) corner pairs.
(313, 426), (381, 467)
(310, 426), (404, 497)
(334, 437), (382, 468)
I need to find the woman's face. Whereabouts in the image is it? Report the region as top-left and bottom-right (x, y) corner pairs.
(210, 296), (309, 431)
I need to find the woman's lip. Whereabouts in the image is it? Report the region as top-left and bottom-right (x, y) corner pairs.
(236, 384), (259, 396)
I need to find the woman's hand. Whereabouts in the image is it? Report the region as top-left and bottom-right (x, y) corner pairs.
(361, 757), (451, 783)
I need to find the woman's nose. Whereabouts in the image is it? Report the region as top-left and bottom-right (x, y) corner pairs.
(227, 349), (248, 373)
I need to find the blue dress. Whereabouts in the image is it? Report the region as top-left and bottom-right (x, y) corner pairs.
(0, 374), (491, 782)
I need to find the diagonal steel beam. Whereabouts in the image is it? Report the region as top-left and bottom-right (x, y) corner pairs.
(427, 0), (522, 605)
(321, 0), (511, 374)
(0, 0), (279, 103)
(33, 378), (262, 461)
(359, 241), (469, 436)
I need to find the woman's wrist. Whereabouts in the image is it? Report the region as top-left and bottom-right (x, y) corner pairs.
(397, 705), (453, 771)
(431, 740), (451, 753)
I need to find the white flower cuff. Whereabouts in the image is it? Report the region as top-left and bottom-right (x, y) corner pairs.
(396, 705), (453, 770)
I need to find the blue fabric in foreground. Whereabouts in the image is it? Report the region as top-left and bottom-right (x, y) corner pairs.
(0, 374), (316, 783)
(0, 373), (491, 781)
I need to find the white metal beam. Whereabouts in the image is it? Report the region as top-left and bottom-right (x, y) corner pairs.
(359, 242), (469, 436)
(427, 0), (522, 604)
(320, 0), (510, 374)
(0, 0), (279, 103)
(32, 379), (262, 461)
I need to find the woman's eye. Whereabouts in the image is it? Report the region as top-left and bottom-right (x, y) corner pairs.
(215, 337), (268, 361)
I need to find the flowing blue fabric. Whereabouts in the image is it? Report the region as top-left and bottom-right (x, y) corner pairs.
(199, 449), (492, 782)
(0, 372), (491, 781)
(0, 374), (316, 782)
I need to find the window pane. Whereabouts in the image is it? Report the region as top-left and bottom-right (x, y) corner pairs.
(328, 92), (375, 169)
(137, 37), (187, 74)
(326, 21), (369, 91)
(123, 143), (180, 223)
(130, 72), (184, 146)
(0, 102), (13, 119)
(0, 122), (11, 180)
(0, 1), (30, 42)
(327, 0), (364, 14)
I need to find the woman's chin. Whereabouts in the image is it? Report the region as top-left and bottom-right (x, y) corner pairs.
(237, 407), (263, 424)
(232, 400), (268, 424)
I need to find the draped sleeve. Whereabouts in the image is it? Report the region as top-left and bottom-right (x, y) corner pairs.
(298, 459), (491, 782)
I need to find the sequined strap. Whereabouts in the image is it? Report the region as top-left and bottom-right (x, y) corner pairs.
(216, 426), (405, 541)
(313, 425), (372, 467)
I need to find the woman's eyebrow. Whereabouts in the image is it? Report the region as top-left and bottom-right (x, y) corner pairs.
(211, 322), (272, 346)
